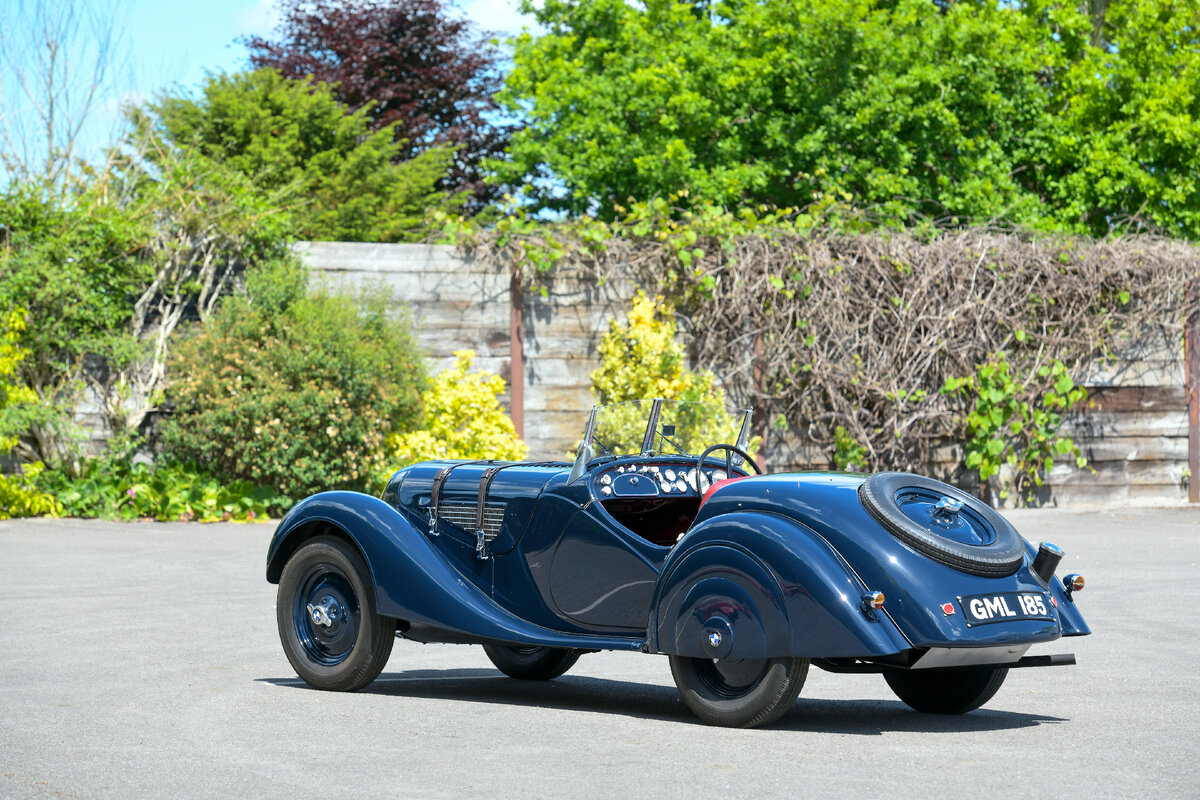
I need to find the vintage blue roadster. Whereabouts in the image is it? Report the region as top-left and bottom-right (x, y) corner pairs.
(267, 399), (1089, 727)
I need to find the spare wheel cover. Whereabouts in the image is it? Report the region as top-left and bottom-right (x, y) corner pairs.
(858, 472), (1024, 577)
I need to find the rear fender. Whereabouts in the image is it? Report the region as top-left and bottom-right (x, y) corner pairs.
(651, 512), (911, 659)
(266, 491), (641, 650)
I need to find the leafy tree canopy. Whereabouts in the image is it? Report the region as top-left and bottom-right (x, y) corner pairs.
(246, 0), (511, 214)
(495, 0), (1200, 237)
(135, 68), (459, 242)
(1049, 0), (1200, 237)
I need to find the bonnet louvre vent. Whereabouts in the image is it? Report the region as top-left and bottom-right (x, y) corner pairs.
(437, 502), (505, 537)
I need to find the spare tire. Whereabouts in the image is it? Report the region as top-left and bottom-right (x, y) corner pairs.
(858, 473), (1024, 577)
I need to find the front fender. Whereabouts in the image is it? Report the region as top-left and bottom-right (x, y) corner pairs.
(266, 491), (641, 650)
(651, 512), (911, 659)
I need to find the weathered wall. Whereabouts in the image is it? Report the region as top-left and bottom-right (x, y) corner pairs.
(298, 241), (1192, 508)
(298, 242), (632, 460)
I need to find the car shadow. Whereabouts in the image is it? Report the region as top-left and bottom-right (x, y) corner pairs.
(257, 669), (1067, 733)
(778, 698), (1066, 735)
(259, 668), (691, 723)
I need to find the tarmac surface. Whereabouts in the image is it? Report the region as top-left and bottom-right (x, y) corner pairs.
(1, 508), (1197, 799)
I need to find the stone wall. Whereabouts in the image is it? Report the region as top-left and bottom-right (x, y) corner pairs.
(298, 241), (1192, 508)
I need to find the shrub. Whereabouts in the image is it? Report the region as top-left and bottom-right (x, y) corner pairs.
(384, 350), (527, 477)
(1, 462), (62, 519)
(589, 292), (755, 456)
(32, 458), (284, 521)
(942, 354), (1087, 502)
(0, 308), (61, 518)
(162, 264), (425, 499)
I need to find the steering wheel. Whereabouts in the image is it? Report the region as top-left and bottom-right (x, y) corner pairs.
(696, 444), (762, 479)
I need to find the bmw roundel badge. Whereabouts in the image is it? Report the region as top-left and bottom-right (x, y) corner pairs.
(708, 631), (722, 647)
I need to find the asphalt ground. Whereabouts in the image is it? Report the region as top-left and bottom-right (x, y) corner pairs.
(1, 508), (1197, 800)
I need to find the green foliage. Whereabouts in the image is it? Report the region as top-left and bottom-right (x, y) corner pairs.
(1050, 0), (1200, 237)
(0, 308), (62, 518)
(498, 0), (1069, 225)
(0, 462), (62, 519)
(32, 457), (285, 521)
(833, 426), (868, 473)
(162, 263), (426, 499)
(384, 350), (528, 477)
(0, 180), (155, 463)
(589, 292), (754, 455)
(942, 355), (1088, 500)
(593, 292), (726, 405)
(0, 138), (295, 469)
(137, 68), (460, 242)
(497, 0), (1200, 238)
(0, 309), (38, 450)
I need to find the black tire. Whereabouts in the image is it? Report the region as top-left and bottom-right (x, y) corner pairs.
(482, 643), (580, 680)
(858, 472), (1025, 577)
(669, 655), (808, 728)
(884, 666), (1009, 714)
(277, 535), (394, 692)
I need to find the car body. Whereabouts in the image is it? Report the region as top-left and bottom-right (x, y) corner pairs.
(267, 398), (1089, 727)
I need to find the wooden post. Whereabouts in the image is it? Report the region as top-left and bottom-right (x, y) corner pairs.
(752, 332), (767, 472)
(1187, 281), (1199, 502)
(510, 268), (525, 438)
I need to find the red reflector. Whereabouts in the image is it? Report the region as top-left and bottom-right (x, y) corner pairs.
(941, 602), (955, 615)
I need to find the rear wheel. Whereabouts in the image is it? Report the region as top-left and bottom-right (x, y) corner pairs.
(482, 644), (580, 680)
(277, 536), (394, 691)
(669, 655), (808, 728)
(884, 666), (1009, 714)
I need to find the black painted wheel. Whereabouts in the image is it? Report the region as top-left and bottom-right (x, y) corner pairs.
(884, 666), (1009, 714)
(277, 536), (394, 691)
(858, 472), (1025, 577)
(669, 655), (808, 728)
(482, 643), (580, 680)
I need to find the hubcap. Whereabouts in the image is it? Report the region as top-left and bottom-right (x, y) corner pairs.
(895, 488), (996, 546)
(307, 595), (340, 627)
(294, 566), (360, 667)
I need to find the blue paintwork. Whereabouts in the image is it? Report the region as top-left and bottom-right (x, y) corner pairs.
(267, 452), (1091, 662)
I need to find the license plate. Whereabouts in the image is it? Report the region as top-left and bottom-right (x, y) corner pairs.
(958, 592), (1054, 627)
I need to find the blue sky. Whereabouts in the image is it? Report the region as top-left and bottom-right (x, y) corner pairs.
(118, 0), (532, 95)
(7, 0), (535, 164)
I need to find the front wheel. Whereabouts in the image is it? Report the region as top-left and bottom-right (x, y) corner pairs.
(884, 666), (1009, 714)
(482, 643), (580, 680)
(277, 535), (394, 692)
(669, 655), (808, 728)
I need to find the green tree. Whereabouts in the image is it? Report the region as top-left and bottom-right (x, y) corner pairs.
(0, 146), (292, 469)
(135, 68), (460, 242)
(496, 0), (1073, 225)
(1050, 0), (1200, 237)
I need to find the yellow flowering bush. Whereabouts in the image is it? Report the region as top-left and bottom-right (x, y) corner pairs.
(589, 293), (756, 456)
(0, 310), (61, 518)
(592, 292), (723, 405)
(386, 350), (528, 470)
